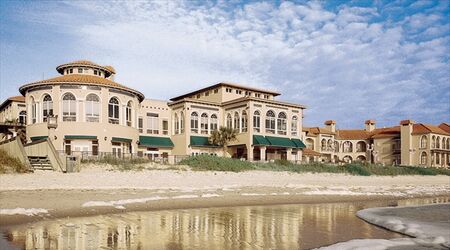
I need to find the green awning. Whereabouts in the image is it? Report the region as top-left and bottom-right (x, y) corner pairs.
(190, 136), (219, 147)
(253, 135), (270, 146)
(291, 138), (306, 149)
(112, 137), (132, 143)
(139, 136), (174, 148)
(265, 136), (297, 148)
(30, 136), (48, 141)
(65, 135), (97, 140)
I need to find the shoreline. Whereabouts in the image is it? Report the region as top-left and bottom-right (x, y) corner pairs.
(1, 170), (449, 226)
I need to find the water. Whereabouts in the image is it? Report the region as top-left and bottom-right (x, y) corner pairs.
(2, 197), (449, 250)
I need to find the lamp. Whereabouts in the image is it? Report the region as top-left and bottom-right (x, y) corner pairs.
(47, 115), (58, 129)
(104, 136), (107, 141)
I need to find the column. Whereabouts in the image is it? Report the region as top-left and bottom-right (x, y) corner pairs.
(260, 146), (266, 162)
(247, 144), (254, 161)
(286, 148), (292, 161)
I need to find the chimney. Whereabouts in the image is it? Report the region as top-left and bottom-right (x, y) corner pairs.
(400, 119), (415, 166)
(365, 120), (376, 132)
(324, 120), (336, 133)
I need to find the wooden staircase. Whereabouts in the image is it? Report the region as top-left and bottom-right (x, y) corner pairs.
(28, 156), (53, 171)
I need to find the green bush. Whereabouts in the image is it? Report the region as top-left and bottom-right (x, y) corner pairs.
(0, 149), (29, 174)
(179, 155), (255, 172)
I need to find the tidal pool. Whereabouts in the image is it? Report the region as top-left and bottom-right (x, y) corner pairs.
(1, 196), (449, 249)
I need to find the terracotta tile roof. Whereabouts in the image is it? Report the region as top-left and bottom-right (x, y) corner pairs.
(56, 60), (116, 75)
(412, 124), (450, 136)
(303, 127), (335, 135)
(0, 96), (25, 110)
(438, 123), (450, 133)
(170, 82), (281, 101)
(19, 74), (145, 101)
(371, 126), (400, 138)
(336, 129), (371, 140)
(302, 148), (321, 156)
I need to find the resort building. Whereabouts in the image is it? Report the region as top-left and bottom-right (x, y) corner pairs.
(0, 96), (26, 140)
(3, 60), (306, 163)
(303, 120), (450, 168)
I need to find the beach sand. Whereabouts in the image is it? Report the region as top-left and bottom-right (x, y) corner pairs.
(0, 167), (449, 226)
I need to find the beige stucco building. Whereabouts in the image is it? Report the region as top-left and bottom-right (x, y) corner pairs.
(2, 60), (306, 162)
(303, 119), (450, 167)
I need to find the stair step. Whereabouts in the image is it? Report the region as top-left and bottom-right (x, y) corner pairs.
(28, 156), (53, 171)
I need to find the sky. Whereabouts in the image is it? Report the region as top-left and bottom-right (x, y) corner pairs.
(0, 0), (449, 128)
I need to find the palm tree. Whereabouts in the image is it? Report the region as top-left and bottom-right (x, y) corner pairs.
(208, 126), (238, 157)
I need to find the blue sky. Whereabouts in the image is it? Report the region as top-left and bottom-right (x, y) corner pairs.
(0, 0), (449, 128)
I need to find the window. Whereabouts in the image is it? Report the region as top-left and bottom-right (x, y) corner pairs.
(19, 111), (27, 125)
(78, 68), (83, 73)
(69, 68), (73, 74)
(85, 94), (100, 122)
(236, 89), (242, 94)
(42, 94), (53, 122)
(196, 94), (201, 99)
(226, 88), (232, 93)
(94, 70), (98, 75)
(147, 113), (159, 134)
(241, 111), (248, 132)
(31, 97), (36, 124)
(266, 110), (275, 134)
(62, 93), (76, 122)
(253, 111), (260, 132)
(343, 141), (353, 153)
(205, 91), (210, 97)
(138, 117), (143, 133)
(214, 89), (219, 94)
(291, 116), (298, 136)
(92, 140), (99, 156)
(226, 113), (232, 128)
(234, 112), (240, 131)
(126, 101), (132, 126)
(210, 114), (218, 131)
(277, 112), (287, 135)
(108, 97), (120, 124)
(162, 120), (168, 135)
(421, 152), (427, 165)
(180, 112), (184, 133)
(255, 93), (261, 98)
(174, 113), (179, 134)
(191, 112), (199, 133)
(436, 136), (441, 149)
(201, 113), (208, 134)
(420, 135), (427, 148)
(432, 136), (436, 148)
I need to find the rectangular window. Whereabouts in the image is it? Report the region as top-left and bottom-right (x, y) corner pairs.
(78, 68), (83, 73)
(69, 69), (73, 73)
(94, 70), (98, 75)
(162, 120), (168, 135)
(214, 89), (219, 94)
(205, 91), (209, 96)
(147, 113), (159, 134)
(138, 117), (143, 133)
(92, 140), (99, 156)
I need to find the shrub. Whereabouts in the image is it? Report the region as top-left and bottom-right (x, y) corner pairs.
(179, 155), (255, 172)
(0, 149), (28, 174)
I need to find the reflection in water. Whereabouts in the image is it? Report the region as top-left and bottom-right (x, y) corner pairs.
(2, 197), (449, 249)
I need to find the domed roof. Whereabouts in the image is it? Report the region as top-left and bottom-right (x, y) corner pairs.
(19, 74), (144, 102)
(56, 60), (116, 75)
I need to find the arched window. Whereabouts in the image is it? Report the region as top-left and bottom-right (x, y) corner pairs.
(327, 139), (333, 151)
(432, 136), (436, 148)
(436, 136), (440, 149)
(343, 155), (352, 163)
(265, 110), (275, 134)
(241, 111), (248, 132)
(19, 111), (27, 125)
(421, 152), (427, 165)
(226, 113), (232, 129)
(108, 97), (120, 124)
(277, 112), (287, 135)
(42, 94), (53, 122)
(420, 135), (427, 148)
(343, 141), (353, 153)
(126, 101), (132, 126)
(253, 111), (261, 132)
(174, 113), (179, 134)
(210, 114), (218, 131)
(180, 112), (184, 133)
(191, 112), (198, 133)
(356, 141), (366, 152)
(306, 138), (314, 150)
(291, 116), (298, 136)
(86, 94), (100, 122)
(334, 141), (339, 153)
(447, 138), (450, 150)
(234, 112), (240, 131)
(321, 139), (327, 151)
(30, 97), (36, 124)
(441, 137), (445, 150)
(62, 93), (76, 122)
(201, 113), (208, 134)
(436, 153), (440, 165)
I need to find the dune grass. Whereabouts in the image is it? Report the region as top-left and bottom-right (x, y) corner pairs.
(81, 155), (151, 171)
(179, 155), (450, 176)
(0, 149), (29, 174)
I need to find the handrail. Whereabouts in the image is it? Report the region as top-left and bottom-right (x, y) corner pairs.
(46, 138), (65, 172)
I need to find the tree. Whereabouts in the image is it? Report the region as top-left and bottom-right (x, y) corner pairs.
(208, 126), (238, 157)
